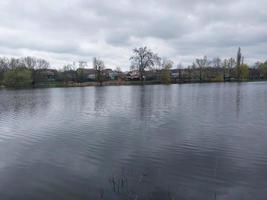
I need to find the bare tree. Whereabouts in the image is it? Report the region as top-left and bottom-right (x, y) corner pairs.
(78, 61), (87, 69)
(22, 57), (50, 85)
(130, 46), (161, 83)
(254, 61), (262, 69)
(93, 57), (105, 86)
(21, 57), (49, 70)
(63, 64), (73, 72)
(9, 58), (25, 69)
(212, 57), (221, 68)
(196, 56), (209, 82)
(115, 67), (122, 72)
(62, 63), (76, 82)
(36, 58), (49, 70)
(228, 58), (236, 68)
(223, 58), (233, 81)
(23, 57), (37, 69)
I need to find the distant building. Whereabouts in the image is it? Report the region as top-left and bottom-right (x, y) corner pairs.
(84, 69), (96, 81)
(144, 70), (161, 81)
(108, 71), (119, 80)
(36, 69), (57, 82)
(77, 68), (123, 81)
(103, 69), (113, 80)
(170, 69), (179, 78)
(127, 70), (140, 80)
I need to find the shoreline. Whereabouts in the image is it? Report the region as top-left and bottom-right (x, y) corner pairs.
(1, 79), (266, 89)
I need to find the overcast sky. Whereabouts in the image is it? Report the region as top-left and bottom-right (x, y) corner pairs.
(0, 0), (266, 69)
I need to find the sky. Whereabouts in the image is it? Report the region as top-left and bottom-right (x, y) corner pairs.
(0, 0), (266, 70)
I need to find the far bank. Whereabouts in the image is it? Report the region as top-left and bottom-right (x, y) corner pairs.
(1, 79), (267, 90)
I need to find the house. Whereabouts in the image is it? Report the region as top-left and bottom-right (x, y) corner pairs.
(170, 69), (179, 78)
(46, 69), (57, 81)
(144, 70), (161, 81)
(127, 70), (140, 80)
(103, 69), (113, 80)
(35, 69), (57, 82)
(76, 68), (96, 81)
(108, 71), (119, 80)
(84, 69), (96, 81)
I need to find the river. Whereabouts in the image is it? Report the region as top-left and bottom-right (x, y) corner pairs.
(0, 82), (267, 199)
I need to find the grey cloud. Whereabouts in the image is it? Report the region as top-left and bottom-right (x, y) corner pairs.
(0, 0), (266, 69)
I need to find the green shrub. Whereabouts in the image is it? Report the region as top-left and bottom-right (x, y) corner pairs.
(259, 61), (267, 79)
(3, 69), (33, 88)
(213, 74), (224, 82)
(240, 64), (249, 80)
(161, 69), (171, 84)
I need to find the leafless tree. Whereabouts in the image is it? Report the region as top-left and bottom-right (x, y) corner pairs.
(23, 57), (37, 69)
(115, 67), (122, 72)
(21, 57), (50, 85)
(212, 57), (221, 68)
(196, 56), (209, 81)
(130, 46), (161, 82)
(93, 57), (105, 86)
(9, 58), (25, 69)
(222, 59), (231, 81)
(63, 64), (73, 72)
(228, 58), (236, 68)
(253, 61), (262, 69)
(78, 61), (87, 69)
(36, 58), (50, 70)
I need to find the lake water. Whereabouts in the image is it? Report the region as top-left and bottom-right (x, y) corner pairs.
(0, 82), (267, 200)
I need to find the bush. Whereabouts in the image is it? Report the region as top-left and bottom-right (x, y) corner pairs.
(3, 69), (33, 88)
(213, 74), (224, 82)
(240, 64), (249, 80)
(161, 62), (172, 84)
(259, 61), (267, 79)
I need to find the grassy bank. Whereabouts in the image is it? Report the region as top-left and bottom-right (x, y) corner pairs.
(34, 80), (162, 88)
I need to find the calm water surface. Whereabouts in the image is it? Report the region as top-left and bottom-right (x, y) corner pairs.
(0, 82), (267, 200)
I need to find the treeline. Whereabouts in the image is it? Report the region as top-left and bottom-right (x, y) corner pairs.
(0, 56), (122, 87)
(0, 57), (50, 87)
(0, 57), (102, 87)
(0, 47), (267, 88)
(129, 47), (267, 83)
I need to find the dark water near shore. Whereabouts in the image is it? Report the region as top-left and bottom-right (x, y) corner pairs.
(0, 82), (267, 200)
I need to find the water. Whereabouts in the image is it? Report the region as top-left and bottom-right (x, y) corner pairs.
(0, 82), (267, 200)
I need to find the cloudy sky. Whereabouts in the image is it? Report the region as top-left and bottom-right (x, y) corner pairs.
(0, 0), (266, 69)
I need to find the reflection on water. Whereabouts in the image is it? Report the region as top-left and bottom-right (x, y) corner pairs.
(236, 84), (241, 117)
(0, 82), (267, 200)
(0, 89), (51, 116)
(94, 87), (107, 115)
